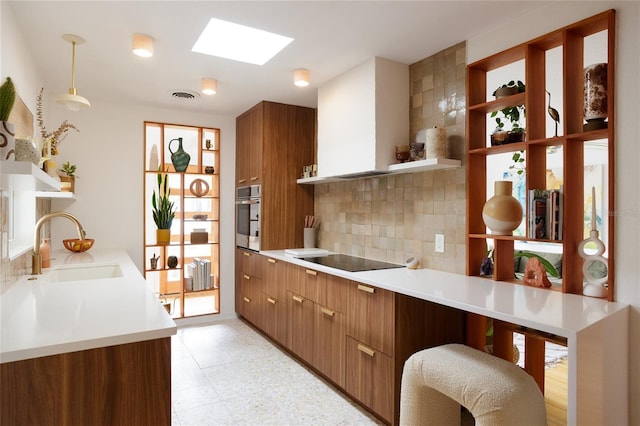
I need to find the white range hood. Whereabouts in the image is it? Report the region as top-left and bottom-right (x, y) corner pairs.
(316, 57), (409, 179)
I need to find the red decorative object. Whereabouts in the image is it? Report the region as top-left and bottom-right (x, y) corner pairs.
(523, 257), (552, 288)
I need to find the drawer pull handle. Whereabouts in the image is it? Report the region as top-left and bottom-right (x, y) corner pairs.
(357, 344), (375, 357)
(268, 258), (276, 264)
(243, 274), (250, 280)
(243, 297), (251, 303)
(357, 284), (375, 294)
(267, 297), (277, 305)
(292, 295), (304, 303)
(243, 252), (250, 257)
(238, 179), (247, 184)
(321, 307), (335, 317)
(305, 269), (317, 276)
(250, 176), (259, 181)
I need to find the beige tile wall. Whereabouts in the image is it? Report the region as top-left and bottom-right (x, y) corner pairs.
(315, 42), (467, 274)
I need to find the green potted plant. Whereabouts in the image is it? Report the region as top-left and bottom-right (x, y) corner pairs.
(152, 171), (175, 245)
(492, 80), (525, 98)
(0, 77), (16, 160)
(490, 104), (526, 145)
(58, 161), (78, 193)
(490, 80), (526, 146)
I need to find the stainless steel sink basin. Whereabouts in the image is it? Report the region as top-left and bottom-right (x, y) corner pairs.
(47, 264), (123, 282)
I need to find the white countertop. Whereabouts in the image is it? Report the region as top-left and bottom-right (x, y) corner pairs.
(1, 248), (177, 363)
(261, 250), (628, 339)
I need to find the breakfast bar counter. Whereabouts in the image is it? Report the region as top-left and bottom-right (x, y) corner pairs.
(261, 249), (629, 425)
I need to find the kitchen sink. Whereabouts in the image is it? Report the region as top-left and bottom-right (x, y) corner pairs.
(47, 264), (123, 282)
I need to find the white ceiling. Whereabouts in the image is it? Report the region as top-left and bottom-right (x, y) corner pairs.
(8, 1), (544, 117)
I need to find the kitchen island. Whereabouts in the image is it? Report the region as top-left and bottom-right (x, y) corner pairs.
(1, 248), (176, 425)
(261, 250), (629, 425)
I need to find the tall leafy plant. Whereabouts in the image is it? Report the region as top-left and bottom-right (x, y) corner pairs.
(152, 172), (175, 229)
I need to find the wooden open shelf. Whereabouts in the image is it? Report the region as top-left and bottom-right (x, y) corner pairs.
(465, 9), (616, 398)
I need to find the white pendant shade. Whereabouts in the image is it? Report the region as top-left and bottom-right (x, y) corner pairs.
(294, 68), (310, 87)
(132, 34), (154, 57)
(56, 90), (91, 111)
(57, 34), (90, 111)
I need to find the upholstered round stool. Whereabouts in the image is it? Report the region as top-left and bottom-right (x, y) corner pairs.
(400, 343), (546, 426)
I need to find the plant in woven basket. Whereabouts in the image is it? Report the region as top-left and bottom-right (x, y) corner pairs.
(152, 172), (175, 230)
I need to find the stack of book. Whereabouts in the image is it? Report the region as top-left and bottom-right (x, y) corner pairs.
(185, 258), (213, 291)
(528, 188), (563, 240)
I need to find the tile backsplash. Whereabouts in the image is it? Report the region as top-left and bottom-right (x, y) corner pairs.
(0, 195), (51, 293)
(315, 42), (467, 274)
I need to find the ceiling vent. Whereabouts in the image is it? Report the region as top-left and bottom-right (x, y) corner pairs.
(169, 90), (200, 101)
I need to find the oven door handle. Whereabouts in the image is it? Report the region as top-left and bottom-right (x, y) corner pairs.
(236, 199), (260, 205)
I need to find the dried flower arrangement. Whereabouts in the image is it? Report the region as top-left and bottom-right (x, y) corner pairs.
(36, 88), (79, 155)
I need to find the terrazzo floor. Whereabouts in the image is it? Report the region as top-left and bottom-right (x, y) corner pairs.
(171, 319), (382, 426)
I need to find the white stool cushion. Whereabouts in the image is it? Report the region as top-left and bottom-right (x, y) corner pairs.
(400, 343), (547, 426)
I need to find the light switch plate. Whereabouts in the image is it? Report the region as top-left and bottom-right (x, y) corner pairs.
(435, 233), (445, 253)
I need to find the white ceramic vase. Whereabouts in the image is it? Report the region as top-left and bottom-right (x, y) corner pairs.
(15, 138), (41, 165)
(482, 181), (523, 235)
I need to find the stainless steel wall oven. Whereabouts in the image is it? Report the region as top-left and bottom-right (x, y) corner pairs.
(235, 185), (260, 251)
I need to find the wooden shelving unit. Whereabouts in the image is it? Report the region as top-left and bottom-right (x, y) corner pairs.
(465, 9), (615, 393)
(143, 122), (221, 318)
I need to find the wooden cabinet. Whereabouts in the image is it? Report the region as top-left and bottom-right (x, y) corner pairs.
(263, 257), (288, 346)
(236, 103), (263, 186)
(237, 248), (265, 327)
(313, 274), (348, 388)
(235, 101), (316, 250)
(347, 281), (395, 356)
(1, 338), (171, 425)
(237, 254), (466, 425)
(144, 122), (221, 318)
(465, 10), (615, 395)
(345, 335), (394, 422)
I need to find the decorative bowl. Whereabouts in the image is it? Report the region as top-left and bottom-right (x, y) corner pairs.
(63, 238), (95, 253)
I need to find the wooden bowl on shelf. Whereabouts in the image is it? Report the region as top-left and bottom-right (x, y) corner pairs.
(63, 239), (95, 253)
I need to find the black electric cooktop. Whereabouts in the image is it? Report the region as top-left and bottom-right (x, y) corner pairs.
(301, 254), (404, 272)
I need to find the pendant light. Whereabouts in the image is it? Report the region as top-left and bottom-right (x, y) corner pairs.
(56, 34), (91, 111)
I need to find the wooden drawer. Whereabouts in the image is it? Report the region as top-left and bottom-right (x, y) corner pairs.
(239, 274), (262, 326)
(313, 303), (346, 388)
(347, 281), (394, 356)
(239, 249), (264, 279)
(287, 291), (315, 361)
(317, 274), (349, 313)
(345, 336), (393, 423)
(286, 265), (321, 303)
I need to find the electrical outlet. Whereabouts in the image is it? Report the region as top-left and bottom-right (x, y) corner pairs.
(435, 233), (445, 253)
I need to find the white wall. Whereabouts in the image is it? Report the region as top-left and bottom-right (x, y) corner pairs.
(468, 2), (640, 423)
(46, 102), (237, 319)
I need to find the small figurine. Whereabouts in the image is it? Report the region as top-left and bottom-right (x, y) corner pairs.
(523, 257), (552, 288)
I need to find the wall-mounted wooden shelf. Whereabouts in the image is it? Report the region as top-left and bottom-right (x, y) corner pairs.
(297, 157), (461, 184)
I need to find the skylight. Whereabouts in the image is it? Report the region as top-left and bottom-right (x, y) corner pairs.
(192, 18), (294, 65)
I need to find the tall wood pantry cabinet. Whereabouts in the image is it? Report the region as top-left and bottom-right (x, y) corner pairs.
(465, 10), (615, 389)
(235, 101), (316, 250)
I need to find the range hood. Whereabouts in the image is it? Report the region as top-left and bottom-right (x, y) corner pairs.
(316, 57), (409, 179)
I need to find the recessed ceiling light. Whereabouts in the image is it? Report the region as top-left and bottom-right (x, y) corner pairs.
(191, 18), (293, 66)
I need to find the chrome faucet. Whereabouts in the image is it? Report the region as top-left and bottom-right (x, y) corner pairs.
(32, 211), (86, 275)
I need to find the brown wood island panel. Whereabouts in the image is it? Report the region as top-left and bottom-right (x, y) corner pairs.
(1, 337), (171, 426)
